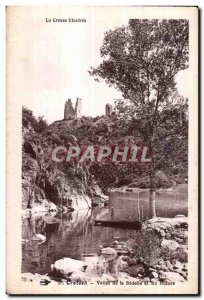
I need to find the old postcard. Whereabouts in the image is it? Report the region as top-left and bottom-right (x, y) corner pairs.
(6, 6), (198, 295)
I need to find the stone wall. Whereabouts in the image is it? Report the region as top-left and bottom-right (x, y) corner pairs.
(105, 103), (113, 116)
(75, 98), (82, 118)
(64, 99), (76, 120)
(64, 98), (82, 120)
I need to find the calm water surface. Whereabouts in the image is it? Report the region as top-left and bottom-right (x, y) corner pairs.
(22, 191), (187, 275)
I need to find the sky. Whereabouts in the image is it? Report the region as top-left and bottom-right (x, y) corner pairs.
(11, 7), (191, 124)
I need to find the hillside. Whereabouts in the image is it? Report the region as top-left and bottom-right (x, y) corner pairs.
(22, 106), (188, 211)
(22, 108), (106, 211)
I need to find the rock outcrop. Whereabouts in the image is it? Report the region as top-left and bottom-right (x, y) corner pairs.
(51, 258), (87, 276)
(22, 109), (103, 211)
(123, 216), (188, 282)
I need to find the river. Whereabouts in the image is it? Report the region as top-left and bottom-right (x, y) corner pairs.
(22, 190), (187, 275)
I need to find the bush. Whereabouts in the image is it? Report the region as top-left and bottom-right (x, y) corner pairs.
(160, 247), (188, 263)
(127, 230), (162, 266)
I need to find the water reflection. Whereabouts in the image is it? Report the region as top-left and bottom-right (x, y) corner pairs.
(22, 207), (129, 275)
(22, 191), (187, 275)
(110, 191), (188, 219)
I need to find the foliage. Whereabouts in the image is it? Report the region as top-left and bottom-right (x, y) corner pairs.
(160, 247), (188, 263)
(128, 229), (162, 266)
(90, 19), (188, 112)
(89, 20), (189, 213)
(50, 105), (188, 192)
(22, 97), (188, 198)
(22, 106), (48, 133)
(22, 108), (92, 206)
(89, 20), (188, 141)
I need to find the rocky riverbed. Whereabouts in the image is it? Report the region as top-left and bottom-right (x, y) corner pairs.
(22, 215), (188, 284)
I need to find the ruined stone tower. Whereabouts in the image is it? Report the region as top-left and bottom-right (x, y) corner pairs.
(105, 103), (113, 117)
(64, 99), (75, 120)
(64, 98), (82, 120)
(75, 98), (82, 118)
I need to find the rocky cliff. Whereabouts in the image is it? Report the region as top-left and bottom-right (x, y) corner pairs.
(22, 105), (188, 211)
(22, 108), (105, 211)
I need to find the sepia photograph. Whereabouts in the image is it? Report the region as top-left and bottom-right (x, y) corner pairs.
(6, 6), (198, 295)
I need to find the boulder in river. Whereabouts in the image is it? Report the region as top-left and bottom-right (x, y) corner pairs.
(174, 215), (185, 218)
(22, 272), (51, 283)
(172, 260), (182, 270)
(151, 271), (159, 279)
(165, 260), (173, 271)
(30, 234), (46, 244)
(100, 247), (117, 261)
(161, 239), (180, 251)
(101, 247), (117, 256)
(148, 217), (188, 228)
(52, 258), (88, 276)
(159, 271), (185, 282)
(43, 216), (61, 224)
(125, 263), (146, 277)
(70, 271), (88, 282)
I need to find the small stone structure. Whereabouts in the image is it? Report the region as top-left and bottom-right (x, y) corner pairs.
(105, 103), (113, 117)
(75, 98), (82, 118)
(64, 99), (114, 119)
(64, 98), (82, 120)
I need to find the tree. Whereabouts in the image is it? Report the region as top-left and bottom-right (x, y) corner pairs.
(89, 19), (189, 218)
(22, 107), (48, 133)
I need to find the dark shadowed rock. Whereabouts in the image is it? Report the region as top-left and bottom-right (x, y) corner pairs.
(126, 264), (146, 277)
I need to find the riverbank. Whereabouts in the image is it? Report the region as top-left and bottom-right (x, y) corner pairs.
(110, 183), (188, 193)
(22, 215), (188, 284)
(21, 195), (93, 219)
(122, 215), (188, 282)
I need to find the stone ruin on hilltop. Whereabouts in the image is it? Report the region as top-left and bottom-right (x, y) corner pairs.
(64, 98), (82, 120)
(64, 98), (114, 120)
